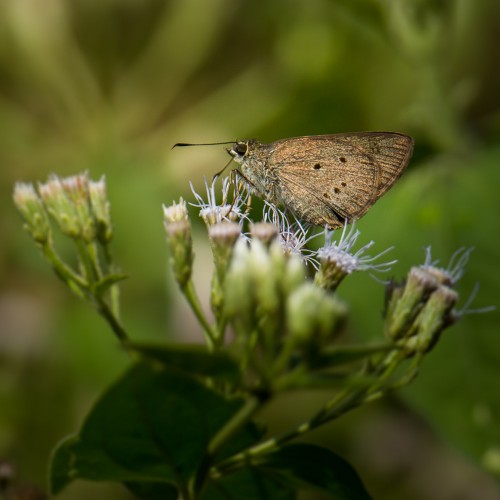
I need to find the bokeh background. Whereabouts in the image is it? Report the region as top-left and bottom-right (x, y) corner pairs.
(1, 0), (500, 498)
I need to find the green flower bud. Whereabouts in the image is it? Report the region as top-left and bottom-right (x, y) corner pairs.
(287, 283), (347, 348)
(404, 285), (458, 354)
(60, 173), (96, 242)
(89, 176), (113, 243)
(209, 222), (242, 283)
(224, 239), (254, 328)
(13, 182), (51, 244)
(250, 240), (279, 316)
(385, 267), (439, 340)
(163, 199), (193, 288)
(38, 175), (82, 238)
(250, 222), (279, 246)
(283, 254), (306, 293)
(208, 222), (242, 319)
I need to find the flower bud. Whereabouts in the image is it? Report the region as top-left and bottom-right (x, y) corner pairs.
(287, 283), (347, 347)
(250, 239), (279, 315)
(163, 199), (193, 288)
(13, 182), (51, 244)
(38, 175), (82, 238)
(250, 222), (279, 246)
(89, 176), (113, 243)
(385, 267), (439, 340)
(209, 222), (241, 282)
(403, 285), (458, 354)
(224, 239), (254, 327)
(60, 173), (96, 242)
(209, 222), (242, 319)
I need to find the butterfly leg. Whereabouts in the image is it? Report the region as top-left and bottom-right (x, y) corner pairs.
(232, 169), (256, 215)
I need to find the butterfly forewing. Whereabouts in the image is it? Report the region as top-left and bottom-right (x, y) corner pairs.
(267, 132), (413, 227)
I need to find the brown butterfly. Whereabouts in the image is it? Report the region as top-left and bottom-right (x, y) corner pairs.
(174, 132), (414, 228)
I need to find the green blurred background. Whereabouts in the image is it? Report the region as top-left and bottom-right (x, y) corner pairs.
(1, 0), (500, 498)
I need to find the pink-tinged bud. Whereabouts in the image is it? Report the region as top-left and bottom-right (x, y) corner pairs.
(13, 182), (51, 244)
(163, 199), (193, 288)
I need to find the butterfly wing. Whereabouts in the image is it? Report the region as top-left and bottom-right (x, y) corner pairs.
(268, 132), (413, 227)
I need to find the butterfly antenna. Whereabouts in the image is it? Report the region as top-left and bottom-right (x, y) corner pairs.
(171, 141), (234, 149)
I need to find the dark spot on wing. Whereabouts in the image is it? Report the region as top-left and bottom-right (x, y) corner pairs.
(341, 182), (347, 187)
(314, 163), (321, 170)
(339, 157), (347, 163)
(334, 187), (340, 194)
(323, 192), (331, 199)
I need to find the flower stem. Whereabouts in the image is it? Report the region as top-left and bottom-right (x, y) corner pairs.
(42, 242), (130, 346)
(95, 297), (130, 345)
(102, 242), (122, 320)
(181, 279), (217, 349)
(41, 242), (89, 295)
(208, 396), (263, 456)
(197, 395), (265, 495)
(214, 347), (410, 476)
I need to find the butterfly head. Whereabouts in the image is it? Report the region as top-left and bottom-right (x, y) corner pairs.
(228, 140), (257, 164)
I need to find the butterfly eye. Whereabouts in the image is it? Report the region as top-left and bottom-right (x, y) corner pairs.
(234, 142), (248, 156)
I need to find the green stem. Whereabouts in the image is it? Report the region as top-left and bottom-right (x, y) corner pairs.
(42, 243), (89, 293)
(212, 390), (363, 477)
(195, 396), (265, 496)
(181, 279), (217, 349)
(95, 297), (130, 345)
(75, 239), (97, 282)
(102, 243), (122, 320)
(208, 396), (263, 456)
(214, 348), (411, 476)
(87, 242), (103, 278)
(42, 242), (130, 347)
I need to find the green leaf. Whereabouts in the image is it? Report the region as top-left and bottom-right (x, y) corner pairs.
(124, 481), (179, 500)
(91, 272), (128, 296)
(50, 362), (260, 496)
(51, 435), (79, 495)
(127, 342), (241, 381)
(253, 443), (372, 499)
(201, 468), (295, 500)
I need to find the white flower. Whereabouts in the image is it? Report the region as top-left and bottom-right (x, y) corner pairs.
(317, 223), (396, 276)
(262, 202), (318, 266)
(421, 246), (472, 286)
(190, 176), (248, 226)
(417, 247), (495, 319)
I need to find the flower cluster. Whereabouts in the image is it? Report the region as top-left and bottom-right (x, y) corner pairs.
(13, 173), (126, 342)
(13, 170), (494, 491)
(384, 247), (492, 356)
(14, 173), (112, 246)
(162, 177), (490, 389)
(14, 171), (490, 392)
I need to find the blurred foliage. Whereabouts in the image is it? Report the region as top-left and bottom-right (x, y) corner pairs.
(1, 0), (500, 498)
